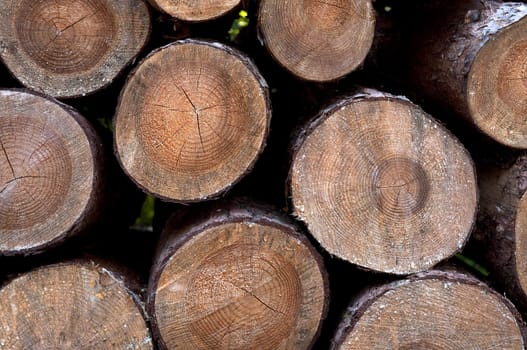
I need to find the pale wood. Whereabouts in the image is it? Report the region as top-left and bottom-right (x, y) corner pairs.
(0, 0), (150, 98)
(148, 201), (328, 349)
(258, 0), (376, 82)
(0, 89), (103, 255)
(331, 270), (525, 349)
(289, 90), (477, 274)
(114, 40), (271, 203)
(148, 0), (240, 21)
(0, 262), (153, 349)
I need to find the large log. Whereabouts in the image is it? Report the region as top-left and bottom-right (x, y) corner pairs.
(0, 261), (153, 349)
(148, 0), (240, 21)
(148, 200), (328, 349)
(258, 0), (376, 82)
(331, 270), (525, 349)
(400, 0), (527, 148)
(0, 0), (150, 98)
(289, 90), (477, 274)
(114, 39), (271, 203)
(0, 89), (104, 255)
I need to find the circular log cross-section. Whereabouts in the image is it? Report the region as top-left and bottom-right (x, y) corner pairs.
(258, 0), (376, 81)
(290, 92), (477, 274)
(115, 40), (270, 203)
(331, 271), (525, 349)
(148, 0), (240, 21)
(0, 0), (150, 98)
(149, 205), (328, 349)
(0, 262), (153, 349)
(467, 14), (527, 148)
(0, 89), (102, 255)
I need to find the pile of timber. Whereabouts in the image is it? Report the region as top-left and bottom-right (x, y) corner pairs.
(1, 0), (527, 348)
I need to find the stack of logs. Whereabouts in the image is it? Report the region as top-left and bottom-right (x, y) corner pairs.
(1, 0), (527, 348)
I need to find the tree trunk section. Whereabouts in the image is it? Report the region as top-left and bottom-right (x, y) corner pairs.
(289, 90), (478, 274)
(0, 89), (104, 255)
(148, 0), (240, 21)
(0, 261), (153, 349)
(474, 153), (527, 313)
(257, 0), (376, 82)
(147, 199), (328, 350)
(0, 0), (151, 98)
(330, 270), (525, 349)
(114, 39), (271, 203)
(404, 0), (527, 148)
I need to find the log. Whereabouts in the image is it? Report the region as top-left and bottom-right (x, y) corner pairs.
(0, 261), (153, 349)
(0, 89), (104, 255)
(114, 39), (271, 203)
(0, 0), (150, 98)
(257, 0), (376, 82)
(402, 0), (527, 148)
(148, 200), (328, 349)
(474, 153), (527, 312)
(148, 0), (240, 21)
(289, 90), (478, 274)
(330, 270), (525, 349)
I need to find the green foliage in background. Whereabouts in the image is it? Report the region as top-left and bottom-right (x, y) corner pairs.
(229, 10), (249, 41)
(455, 254), (490, 277)
(133, 195), (155, 229)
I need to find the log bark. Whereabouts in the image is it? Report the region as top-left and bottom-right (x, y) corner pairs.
(402, 0), (527, 148)
(0, 261), (153, 349)
(114, 39), (271, 203)
(289, 90), (478, 274)
(0, 89), (104, 255)
(148, 0), (240, 21)
(147, 200), (328, 349)
(330, 270), (525, 349)
(257, 0), (376, 82)
(0, 0), (151, 98)
(474, 153), (527, 313)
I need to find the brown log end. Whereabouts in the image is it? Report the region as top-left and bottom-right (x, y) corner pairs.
(289, 91), (477, 274)
(148, 0), (240, 21)
(515, 191), (527, 297)
(0, 0), (150, 98)
(258, 0), (375, 82)
(114, 40), (271, 203)
(331, 271), (525, 349)
(467, 14), (527, 148)
(0, 262), (153, 349)
(148, 205), (328, 349)
(0, 89), (103, 255)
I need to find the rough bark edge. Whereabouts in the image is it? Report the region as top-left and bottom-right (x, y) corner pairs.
(255, 0), (376, 83)
(286, 89), (479, 273)
(0, 88), (105, 256)
(329, 269), (527, 349)
(147, 198), (329, 350)
(113, 39), (272, 204)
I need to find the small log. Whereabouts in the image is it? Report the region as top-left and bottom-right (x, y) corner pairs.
(404, 0), (527, 148)
(0, 261), (153, 349)
(0, 89), (104, 255)
(258, 0), (376, 82)
(289, 90), (477, 274)
(475, 153), (527, 312)
(114, 39), (271, 203)
(331, 270), (525, 349)
(148, 0), (240, 21)
(148, 200), (328, 349)
(0, 0), (150, 98)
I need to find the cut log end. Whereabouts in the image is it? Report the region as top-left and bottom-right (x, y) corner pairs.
(150, 211), (327, 349)
(0, 0), (150, 98)
(115, 40), (270, 203)
(290, 94), (477, 274)
(467, 15), (527, 148)
(148, 0), (240, 21)
(515, 191), (527, 294)
(332, 272), (525, 349)
(0, 262), (153, 349)
(0, 89), (100, 255)
(258, 0), (375, 81)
